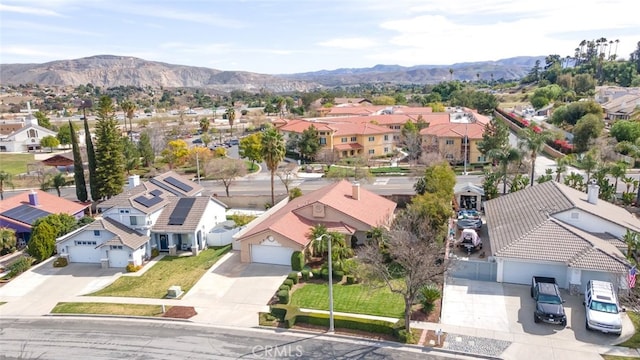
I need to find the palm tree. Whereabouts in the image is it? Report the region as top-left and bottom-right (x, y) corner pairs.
(0, 227), (17, 253)
(579, 152), (598, 185)
(50, 173), (68, 197)
(613, 39), (619, 60)
(225, 107), (236, 137)
(487, 146), (521, 194)
(518, 127), (553, 186)
(261, 127), (286, 205)
(120, 99), (136, 141)
(449, 68), (454, 81)
(623, 229), (640, 261)
(609, 161), (628, 197)
(554, 155), (572, 182)
(0, 171), (15, 200)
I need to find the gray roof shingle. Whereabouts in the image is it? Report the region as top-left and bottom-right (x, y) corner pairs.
(89, 217), (148, 250)
(151, 196), (211, 232)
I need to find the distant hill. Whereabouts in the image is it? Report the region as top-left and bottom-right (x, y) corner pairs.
(0, 55), (543, 91)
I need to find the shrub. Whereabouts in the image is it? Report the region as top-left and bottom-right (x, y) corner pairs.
(311, 268), (321, 279)
(397, 329), (415, 344)
(126, 263), (142, 273)
(279, 285), (290, 292)
(321, 268), (329, 280)
(151, 248), (160, 258)
(7, 256), (33, 278)
(346, 275), (355, 285)
(420, 284), (441, 314)
(277, 289), (290, 304)
(290, 251), (304, 271)
(258, 312), (277, 326)
(53, 257), (68, 268)
(287, 271), (299, 284)
(283, 278), (294, 288)
(301, 269), (310, 281)
(333, 270), (344, 282)
(269, 305), (288, 321)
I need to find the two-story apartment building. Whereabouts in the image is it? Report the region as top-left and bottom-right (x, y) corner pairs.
(277, 119), (395, 160)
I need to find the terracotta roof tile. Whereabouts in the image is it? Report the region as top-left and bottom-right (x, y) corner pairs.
(238, 180), (396, 246)
(0, 190), (88, 228)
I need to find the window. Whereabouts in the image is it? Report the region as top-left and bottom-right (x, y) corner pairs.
(341, 137), (347, 143)
(384, 135), (389, 141)
(28, 129), (38, 138)
(368, 149), (375, 154)
(130, 216), (138, 225)
(119, 209), (130, 214)
(384, 147), (389, 153)
(445, 154), (454, 160)
(93, 230), (100, 236)
(319, 137), (327, 145)
(368, 136), (375, 142)
(445, 139), (454, 145)
(350, 136), (357, 142)
(477, 156), (486, 162)
(110, 245), (123, 250)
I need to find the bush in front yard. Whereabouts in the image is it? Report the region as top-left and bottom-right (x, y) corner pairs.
(126, 263), (142, 273)
(332, 270), (344, 282)
(287, 271), (299, 284)
(291, 251), (304, 271)
(301, 269), (310, 281)
(279, 285), (290, 291)
(346, 275), (355, 284)
(53, 257), (68, 268)
(311, 268), (321, 279)
(283, 278), (294, 288)
(7, 256), (33, 278)
(420, 284), (441, 314)
(321, 268), (329, 280)
(277, 289), (290, 304)
(151, 248), (160, 258)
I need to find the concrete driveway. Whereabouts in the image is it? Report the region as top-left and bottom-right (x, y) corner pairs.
(442, 277), (637, 359)
(183, 251), (290, 327)
(0, 259), (122, 317)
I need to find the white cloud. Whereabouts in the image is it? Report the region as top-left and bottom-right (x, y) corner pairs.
(0, 4), (63, 16)
(318, 37), (378, 50)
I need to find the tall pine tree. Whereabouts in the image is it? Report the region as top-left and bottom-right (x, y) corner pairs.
(83, 104), (99, 202)
(94, 96), (125, 199)
(69, 119), (87, 202)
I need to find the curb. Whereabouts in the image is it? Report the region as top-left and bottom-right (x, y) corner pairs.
(255, 325), (501, 360)
(45, 313), (194, 323)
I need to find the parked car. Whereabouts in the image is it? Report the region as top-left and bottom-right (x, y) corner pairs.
(584, 280), (623, 336)
(192, 138), (203, 144)
(531, 276), (566, 326)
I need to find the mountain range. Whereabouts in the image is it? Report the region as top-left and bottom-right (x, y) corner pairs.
(0, 55), (543, 92)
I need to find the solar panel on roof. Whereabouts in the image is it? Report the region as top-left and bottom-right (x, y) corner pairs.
(164, 176), (194, 193)
(134, 195), (163, 208)
(168, 198), (196, 225)
(150, 189), (163, 196)
(1, 204), (52, 225)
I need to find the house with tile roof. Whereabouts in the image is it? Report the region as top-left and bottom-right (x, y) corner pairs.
(234, 180), (396, 266)
(0, 189), (89, 245)
(483, 181), (635, 294)
(420, 120), (487, 166)
(56, 217), (149, 268)
(277, 119), (395, 161)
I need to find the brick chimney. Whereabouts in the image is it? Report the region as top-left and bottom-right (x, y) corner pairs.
(352, 182), (360, 200)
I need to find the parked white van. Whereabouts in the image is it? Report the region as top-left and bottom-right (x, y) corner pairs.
(584, 280), (623, 336)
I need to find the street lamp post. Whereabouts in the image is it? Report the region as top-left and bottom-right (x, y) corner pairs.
(315, 234), (334, 333)
(463, 121), (469, 176)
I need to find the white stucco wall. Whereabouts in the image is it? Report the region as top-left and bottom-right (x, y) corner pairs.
(553, 209), (625, 237)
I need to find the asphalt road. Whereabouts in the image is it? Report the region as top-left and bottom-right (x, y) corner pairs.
(0, 317), (453, 360)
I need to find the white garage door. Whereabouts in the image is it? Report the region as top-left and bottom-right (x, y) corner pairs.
(502, 260), (568, 289)
(67, 245), (101, 263)
(580, 270), (621, 294)
(109, 249), (130, 268)
(251, 245), (294, 266)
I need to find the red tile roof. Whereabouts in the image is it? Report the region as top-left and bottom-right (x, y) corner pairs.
(0, 189), (88, 228)
(238, 180), (396, 246)
(419, 122), (485, 139)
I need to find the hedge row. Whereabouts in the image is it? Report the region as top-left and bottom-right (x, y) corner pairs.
(269, 304), (401, 338)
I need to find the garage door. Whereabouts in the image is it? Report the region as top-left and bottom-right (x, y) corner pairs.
(67, 245), (101, 263)
(109, 249), (130, 268)
(502, 260), (568, 289)
(251, 244), (294, 266)
(580, 270), (621, 294)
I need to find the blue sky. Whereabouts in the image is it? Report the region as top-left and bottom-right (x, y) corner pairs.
(1, 0), (639, 74)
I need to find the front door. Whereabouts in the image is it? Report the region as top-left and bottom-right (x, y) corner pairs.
(159, 234), (168, 250)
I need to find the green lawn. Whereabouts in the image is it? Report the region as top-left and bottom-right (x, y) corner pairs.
(0, 153), (34, 175)
(618, 311), (640, 348)
(89, 246), (230, 298)
(290, 282), (404, 318)
(51, 302), (167, 316)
